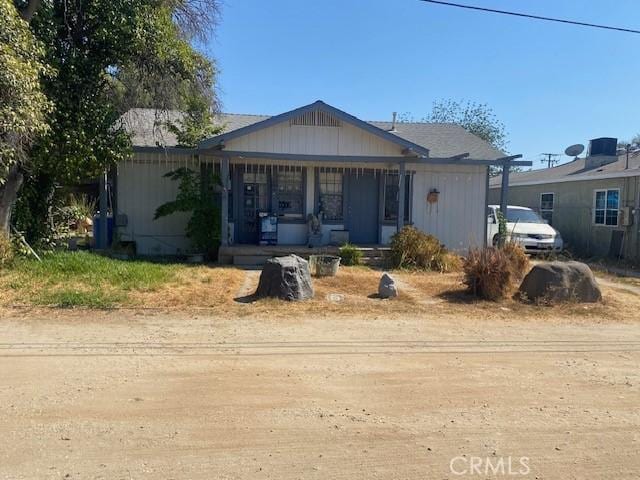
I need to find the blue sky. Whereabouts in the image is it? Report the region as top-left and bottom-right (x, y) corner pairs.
(204, 0), (639, 167)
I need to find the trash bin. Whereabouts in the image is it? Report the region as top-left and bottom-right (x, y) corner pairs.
(92, 214), (113, 248)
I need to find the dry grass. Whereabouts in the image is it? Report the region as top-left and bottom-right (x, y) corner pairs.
(2, 253), (639, 324)
(130, 266), (245, 308)
(241, 266), (419, 319)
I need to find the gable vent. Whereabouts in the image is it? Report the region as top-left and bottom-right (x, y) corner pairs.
(290, 110), (340, 127)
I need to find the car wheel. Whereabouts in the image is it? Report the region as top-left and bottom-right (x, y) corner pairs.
(492, 235), (499, 247)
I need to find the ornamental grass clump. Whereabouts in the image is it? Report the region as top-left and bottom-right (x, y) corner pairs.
(338, 243), (362, 266)
(463, 242), (529, 301)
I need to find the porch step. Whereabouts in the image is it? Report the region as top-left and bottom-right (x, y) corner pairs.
(220, 245), (390, 267)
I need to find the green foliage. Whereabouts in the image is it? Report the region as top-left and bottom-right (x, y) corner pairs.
(0, 0), (51, 176)
(388, 226), (458, 272)
(339, 243), (362, 266)
(154, 167), (220, 258)
(15, 251), (174, 289)
(425, 99), (507, 151)
(63, 194), (96, 223)
(463, 243), (529, 301)
(496, 210), (507, 246)
(11, 173), (76, 251)
(8, 251), (178, 307)
(5, 0), (220, 245)
(166, 94), (222, 147)
(0, 233), (14, 268)
(35, 289), (126, 309)
(400, 99), (509, 176)
(11, 172), (56, 248)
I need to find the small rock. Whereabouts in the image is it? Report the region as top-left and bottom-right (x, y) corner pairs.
(378, 272), (398, 299)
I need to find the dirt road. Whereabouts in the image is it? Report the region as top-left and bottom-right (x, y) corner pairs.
(1, 310), (639, 479)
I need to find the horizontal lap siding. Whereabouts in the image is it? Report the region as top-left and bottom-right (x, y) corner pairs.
(226, 122), (402, 156)
(489, 177), (640, 259)
(410, 164), (486, 252)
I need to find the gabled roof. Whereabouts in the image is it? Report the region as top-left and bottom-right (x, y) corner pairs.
(370, 121), (505, 160)
(122, 104), (506, 160)
(198, 100), (430, 156)
(489, 151), (640, 187)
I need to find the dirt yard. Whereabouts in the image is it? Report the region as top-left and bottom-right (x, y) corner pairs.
(1, 272), (640, 480)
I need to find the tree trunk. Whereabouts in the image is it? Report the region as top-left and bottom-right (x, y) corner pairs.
(0, 165), (24, 235)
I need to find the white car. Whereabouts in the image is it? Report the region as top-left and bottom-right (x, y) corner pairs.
(487, 205), (563, 254)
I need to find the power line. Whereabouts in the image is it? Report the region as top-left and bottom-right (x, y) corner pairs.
(419, 0), (640, 35)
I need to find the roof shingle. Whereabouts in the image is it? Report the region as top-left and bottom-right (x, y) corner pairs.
(489, 151), (640, 187)
(122, 107), (505, 160)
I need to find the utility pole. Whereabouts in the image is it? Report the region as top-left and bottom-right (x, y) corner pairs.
(540, 153), (560, 168)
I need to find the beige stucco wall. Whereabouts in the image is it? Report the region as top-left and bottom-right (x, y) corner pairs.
(488, 176), (640, 259)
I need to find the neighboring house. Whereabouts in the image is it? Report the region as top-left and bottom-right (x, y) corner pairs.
(116, 100), (523, 258)
(488, 138), (640, 260)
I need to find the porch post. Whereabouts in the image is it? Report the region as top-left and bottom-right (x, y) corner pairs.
(220, 157), (230, 247)
(498, 160), (510, 246)
(397, 161), (406, 233)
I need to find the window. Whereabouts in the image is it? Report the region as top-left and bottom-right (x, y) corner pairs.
(594, 189), (619, 226)
(487, 207), (496, 224)
(275, 169), (304, 217)
(318, 171), (343, 222)
(540, 193), (554, 224)
(383, 173), (411, 222)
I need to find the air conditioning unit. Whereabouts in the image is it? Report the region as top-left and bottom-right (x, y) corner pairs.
(620, 207), (633, 227)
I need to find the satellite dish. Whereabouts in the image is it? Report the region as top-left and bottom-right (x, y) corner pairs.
(565, 144), (585, 157)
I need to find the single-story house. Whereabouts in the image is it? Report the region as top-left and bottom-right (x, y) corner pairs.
(488, 138), (640, 260)
(116, 101), (526, 260)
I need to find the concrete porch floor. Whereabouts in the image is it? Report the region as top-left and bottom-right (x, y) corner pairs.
(218, 244), (389, 266)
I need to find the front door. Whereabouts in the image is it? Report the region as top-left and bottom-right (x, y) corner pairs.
(239, 171), (269, 244)
(347, 171), (379, 244)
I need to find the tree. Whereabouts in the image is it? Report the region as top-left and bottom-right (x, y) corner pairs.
(423, 99), (507, 151)
(401, 99), (509, 175)
(2, 0), (220, 242)
(0, 0), (50, 233)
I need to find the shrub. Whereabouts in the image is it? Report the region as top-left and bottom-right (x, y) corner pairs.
(388, 226), (456, 272)
(339, 243), (362, 266)
(462, 243), (529, 301)
(0, 234), (14, 268)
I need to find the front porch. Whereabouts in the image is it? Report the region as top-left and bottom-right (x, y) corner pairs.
(217, 159), (411, 248)
(218, 244), (389, 267)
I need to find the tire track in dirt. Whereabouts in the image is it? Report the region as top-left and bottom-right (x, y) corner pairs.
(2, 339), (640, 357)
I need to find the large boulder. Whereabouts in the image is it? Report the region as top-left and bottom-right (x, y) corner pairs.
(378, 272), (398, 299)
(255, 255), (314, 301)
(519, 261), (602, 303)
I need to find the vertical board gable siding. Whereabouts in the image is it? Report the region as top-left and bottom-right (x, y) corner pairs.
(410, 163), (486, 252)
(225, 121), (403, 156)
